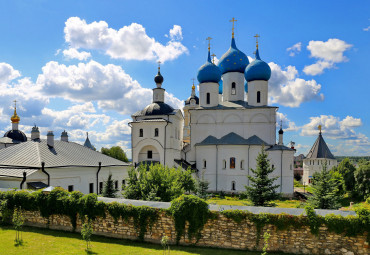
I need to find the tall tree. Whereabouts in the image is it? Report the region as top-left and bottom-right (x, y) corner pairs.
(354, 160), (370, 200)
(102, 174), (117, 198)
(331, 158), (356, 193)
(309, 162), (342, 209)
(101, 146), (129, 162)
(245, 147), (280, 206)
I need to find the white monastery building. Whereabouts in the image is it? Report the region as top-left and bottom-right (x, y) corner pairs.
(302, 126), (338, 184)
(131, 24), (295, 195)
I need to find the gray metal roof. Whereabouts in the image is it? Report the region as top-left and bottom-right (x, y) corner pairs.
(130, 118), (169, 123)
(196, 132), (269, 146)
(266, 144), (295, 151)
(83, 133), (95, 150)
(0, 168), (38, 178)
(97, 197), (356, 217)
(132, 102), (177, 117)
(0, 139), (130, 168)
(306, 133), (335, 159)
(192, 100), (278, 110)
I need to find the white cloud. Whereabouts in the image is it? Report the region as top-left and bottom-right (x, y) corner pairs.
(64, 17), (188, 63)
(63, 48), (91, 61)
(303, 39), (352, 75)
(363, 26), (370, 31)
(340, 116), (362, 127)
(36, 60), (183, 115)
(276, 112), (298, 131)
(0, 63), (21, 84)
(268, 62), (324, 107)
(286, 42), (302, 57)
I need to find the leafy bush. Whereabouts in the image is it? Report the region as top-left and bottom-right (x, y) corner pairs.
(354, 160), (370, 200)
(169, 195), (210, 244)
(102, 174), (117, 198)
(123, 164), (196, 202)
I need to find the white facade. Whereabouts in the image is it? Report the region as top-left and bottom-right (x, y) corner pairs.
(302, 158), (337, 184)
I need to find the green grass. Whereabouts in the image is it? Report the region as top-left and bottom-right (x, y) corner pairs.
(0, 226), (293, 255)
(207, 197), (304, 208)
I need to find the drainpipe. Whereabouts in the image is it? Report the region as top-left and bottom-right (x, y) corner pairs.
(128, 122), (133, 165)
(216, 145), (218, 192)
(96, 162), (102, 194)
(41, 162), (50, 186)
(163, 114), (170, 165)
(280, 151), (283, 193)
(20, 171), (27, 189)
(247, 145), (250, 187)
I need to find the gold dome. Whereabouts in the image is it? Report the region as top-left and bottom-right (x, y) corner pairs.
(11, 100), (20, 124)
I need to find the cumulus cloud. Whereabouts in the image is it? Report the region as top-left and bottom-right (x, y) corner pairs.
(64, 17), (188, 63)
(363, 26), (370, 31)
(276, 112), (298, 131)
(303, 39), (352, 75)
(36, 60), (183, 115)
(0, 63), (21, 84)
(63, 48), (91, 61)
(268, 62), (324, 107)
(286, 42), (302, 57)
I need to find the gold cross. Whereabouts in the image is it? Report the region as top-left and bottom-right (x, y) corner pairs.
(206, 37), (212, 51)
(318, 125), (322, 133)
(191, 78), (195, 85)
(229, 17), (237, 38)
(254, 34), (260, 49)
(157, 61), (161, 71)
(211, 53), (216, 64)
(13, 100), (17, 108)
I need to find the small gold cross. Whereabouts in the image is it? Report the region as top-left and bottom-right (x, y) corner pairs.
(206, 37), (212, 51)
(230, 18), (237, 38)
(254, 34), (260, 49)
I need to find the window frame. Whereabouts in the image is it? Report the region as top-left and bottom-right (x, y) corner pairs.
(154, 128), (159, 137)
(139, 128), (143, 137)
(231, 82), (236, 95)
(230, 157), (235, 169)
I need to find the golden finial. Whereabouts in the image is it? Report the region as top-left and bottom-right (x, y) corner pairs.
(229, 17), (237, 38)
(11, 100), (20, 124)
(211, 53), (216, 64)
(191, 78), (195, 90)
(254, 34), (260, 49)
(318, 125), (322, 134)
(157, 61), (161, 72)
(206, 37), (212, 51)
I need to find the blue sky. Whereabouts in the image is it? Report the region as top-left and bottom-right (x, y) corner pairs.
(0, 0), (369, 157)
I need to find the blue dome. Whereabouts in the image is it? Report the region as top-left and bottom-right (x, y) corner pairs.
(244, 49), (271, 82)
(218, 38), (249, 74)
(197, 51), (221, 83)
(219, 80), (223, 94)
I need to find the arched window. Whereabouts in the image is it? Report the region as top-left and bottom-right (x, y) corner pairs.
(154, 128), (159, 137)
(231, 181), (236, 191)
(231, 82), (236, 95)
(223, 160), (226, 169)
(203, 160), (207, 169)
(139, 128), (143, 137)
(240, 160), (244, 170)
(257, 91), (261, 103)
(206, 93), (210, 104)
(230, 157), (235, 169)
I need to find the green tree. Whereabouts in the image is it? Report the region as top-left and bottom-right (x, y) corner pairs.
(102, 174), (117, 198)
(331, 158), (356, 194)
(308, 161), (342, 209)
(195, 171), (209, 200)
(354, 160), (370, 200)
(101, 146), (129, 162)
(245, 147), (280, 206)
(81, 215), (93, 251)
(123, 164), (196, 202)
(12, 207), (25, 245)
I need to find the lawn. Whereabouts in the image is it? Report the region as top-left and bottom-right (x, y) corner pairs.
(207, 196), (305, 208)
(0, 226), (292, 255)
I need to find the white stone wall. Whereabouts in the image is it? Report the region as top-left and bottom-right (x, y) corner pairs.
(302, 158), (338, 185)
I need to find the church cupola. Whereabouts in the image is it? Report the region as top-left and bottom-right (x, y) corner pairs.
(185, 79), (199, 106)
(246, 35), (270, 106)
(218, 18), (248, 102)
(11, 100), (20, 131)
(153, 62), (165, 103)
(278, 121), (284, 145)
(198, 37), (220, 107)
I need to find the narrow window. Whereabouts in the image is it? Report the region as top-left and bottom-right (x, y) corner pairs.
(154, 128), (159, 137)
(89, 183), (94, 193)
(122, 179), (126, 187)
(257, 91), (261, 103)
(313, 160), (314, 165)
(230, 157), (235, 169)
(206, 93), (210, 104)
(68, 185), (74, 192)
(147, 150), (153, 159)
(139, 128), (143, 137)
(272, 164), (275, 169)
(240, 160), (244, 170)
(329, 161), (330, 165)
(231, 82), (236, 95)
(231, 181), (236, 191)
(114, 180), (118, 190)
(203, 160), (207, 169)
(223, 160), (226, 169)
(99, 182), (103, 194)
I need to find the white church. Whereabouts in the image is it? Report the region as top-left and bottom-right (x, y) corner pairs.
(130, 24), (295, 195)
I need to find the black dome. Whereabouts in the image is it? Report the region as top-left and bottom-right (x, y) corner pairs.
(278, 128), (284, 134)
(185, 95), (199, 105)
(154, 72), (164, 84)
(4, 130), (27, 142)
(139, 102), (175, 116)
